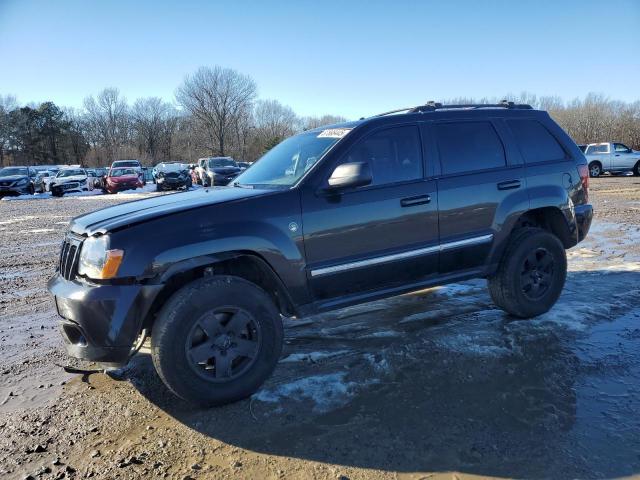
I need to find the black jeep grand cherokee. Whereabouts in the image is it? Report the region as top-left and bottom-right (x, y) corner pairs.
(48, 101), (593, 406)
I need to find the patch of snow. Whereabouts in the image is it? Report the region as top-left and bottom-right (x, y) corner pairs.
(0, 216), (37, 225)
(360, 330), (401, 338)
(27, 228), (55, 234)
(280, 350), (351, 363)
(253, 372), (357, 412)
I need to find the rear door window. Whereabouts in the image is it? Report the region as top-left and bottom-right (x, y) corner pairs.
(435, 121), (506, 175)
(507, 119), (566, 163)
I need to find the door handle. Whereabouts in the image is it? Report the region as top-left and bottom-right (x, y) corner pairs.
(400, 194), (431, 207)
(497, 180), (521, 190)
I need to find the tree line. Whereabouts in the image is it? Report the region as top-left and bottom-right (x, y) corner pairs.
(1, 66), (639, 168)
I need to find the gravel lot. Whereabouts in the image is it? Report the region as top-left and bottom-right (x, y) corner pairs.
(1, 177), (639, 480)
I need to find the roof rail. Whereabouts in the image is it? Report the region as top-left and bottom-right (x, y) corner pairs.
(372, 99), (533, 117)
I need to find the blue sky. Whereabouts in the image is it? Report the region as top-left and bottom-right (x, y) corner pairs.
(1, 0), (638, 119)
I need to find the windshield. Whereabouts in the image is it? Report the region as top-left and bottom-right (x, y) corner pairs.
(110, 168), (136, 177)
(158, 163), (184, 172)
(57, 169), (85, 177)
(207, 158), (236, 168)
(233, 130), (347, 187)
(113, 161), (140, 168)
(0, 167), (29, 176)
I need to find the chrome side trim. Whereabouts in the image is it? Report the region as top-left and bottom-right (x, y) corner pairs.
(310, 233), (493, 277)
(439, 233), (494, 251)
(310, 245), (440, 277)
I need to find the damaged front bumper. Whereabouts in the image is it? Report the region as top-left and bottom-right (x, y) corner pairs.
(47, 273), (162, 366)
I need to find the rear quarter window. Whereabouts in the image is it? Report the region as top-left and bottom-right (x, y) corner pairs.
(435, 121), (506, 175)
(507, 119), (566, 163)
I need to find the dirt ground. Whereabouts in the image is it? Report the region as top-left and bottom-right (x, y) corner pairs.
(1, 177), (639, 480)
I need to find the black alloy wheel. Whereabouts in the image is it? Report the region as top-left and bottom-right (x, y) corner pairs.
(520, 247), (554, 300)
(185, 308), (261, 382)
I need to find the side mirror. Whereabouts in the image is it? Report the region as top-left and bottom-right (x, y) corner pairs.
(327, 162), (372, 190)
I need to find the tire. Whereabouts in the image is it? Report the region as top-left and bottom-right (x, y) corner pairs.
(633, 161), (640, 177)
(156, 184), (163, 192)
(151, 276), (284, 407)
(588, 162), (602, 178)
(28, 184), (35, 195)
(488, 227), (567, 318)
(51, 189), (63, 197)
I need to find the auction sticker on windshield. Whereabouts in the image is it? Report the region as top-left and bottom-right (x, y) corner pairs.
(317, 128), (351, 138)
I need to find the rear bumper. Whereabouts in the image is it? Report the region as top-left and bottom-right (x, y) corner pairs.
(575, 204), (593, 242)
(48, 273), (162, 366)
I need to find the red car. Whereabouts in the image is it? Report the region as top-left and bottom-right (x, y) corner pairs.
(102, 167), (144, 194)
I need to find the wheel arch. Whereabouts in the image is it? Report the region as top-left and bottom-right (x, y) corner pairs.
(141, 252), (299, 332)
(486, 205), (576, 274)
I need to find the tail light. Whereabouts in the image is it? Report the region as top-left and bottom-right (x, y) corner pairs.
(577, 164), (589, 202)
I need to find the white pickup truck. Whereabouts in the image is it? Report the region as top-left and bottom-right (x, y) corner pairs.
(584, 142), (640, 177)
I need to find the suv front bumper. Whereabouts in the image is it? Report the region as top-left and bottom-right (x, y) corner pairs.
(575, 204), (593, 242)
(47, 274), (162, 366)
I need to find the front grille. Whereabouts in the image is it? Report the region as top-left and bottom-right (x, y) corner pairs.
(59, 235), (83, 280)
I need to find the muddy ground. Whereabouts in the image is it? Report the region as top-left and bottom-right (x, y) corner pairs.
(1, 177), (639, 480)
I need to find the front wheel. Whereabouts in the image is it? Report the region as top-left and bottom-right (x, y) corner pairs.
(151, 276), (283, 407)
(633, 161), (640, 177)
(488, 228), (567, 318)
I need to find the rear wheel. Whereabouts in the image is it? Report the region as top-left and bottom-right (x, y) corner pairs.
(588, 162), (602, 178)
(633, 161), (640, 177)
(488, 227), (567, 318)
(151, 276), (283, 407)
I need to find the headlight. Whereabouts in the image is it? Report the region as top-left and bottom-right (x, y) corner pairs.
(77, 236), (124, 280)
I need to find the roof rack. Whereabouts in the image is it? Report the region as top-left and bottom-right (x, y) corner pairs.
(372, 99), (533, 118)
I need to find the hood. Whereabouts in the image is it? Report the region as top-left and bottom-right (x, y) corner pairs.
(53, 175), (86, 183)
(0, 175), (29, 182)
(70, 186), (272, 235)
(212, 166), (241, 175)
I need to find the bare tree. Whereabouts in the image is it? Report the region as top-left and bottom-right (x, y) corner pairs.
(84, 88), (130, 163)
(302, 114), (347, 130)
(254, 99), (299, 140)
(0, 94), (18, 166)
(176, 66), (257, 156)
(131, 97), (176, 162)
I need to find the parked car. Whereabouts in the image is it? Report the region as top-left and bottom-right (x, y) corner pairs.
(584, 142), (640, 177)
(111, 159), (142, 170)
(34, 170), (55, 193)
(102, 167), (144, 194)
(0, 166), (35, 196)
(201, 157), (242, 186)
(49, 100), (593, 407)
(154, 162), (192, 191)
(50, 168), (94, 197)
